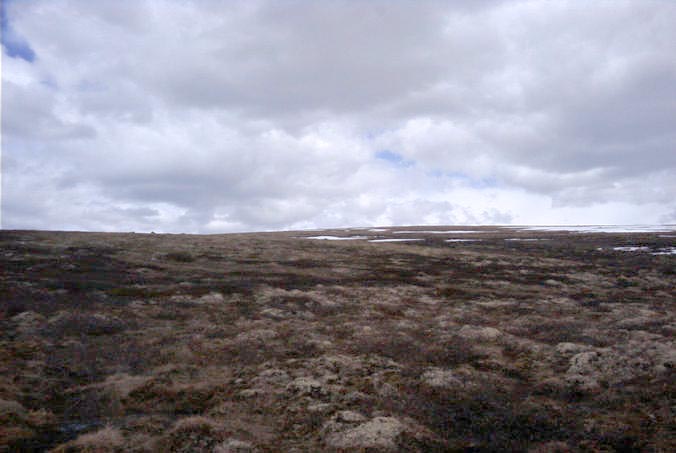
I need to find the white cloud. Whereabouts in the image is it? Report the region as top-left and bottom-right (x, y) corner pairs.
(2, 0), (675, 232)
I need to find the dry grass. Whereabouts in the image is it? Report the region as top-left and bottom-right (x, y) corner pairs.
(52, 425), (124, 452)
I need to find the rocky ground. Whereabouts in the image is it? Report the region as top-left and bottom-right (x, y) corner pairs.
(0, 227), (674, 452)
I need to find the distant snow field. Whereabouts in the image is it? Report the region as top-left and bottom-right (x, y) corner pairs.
(607, 246), (675, 255)
(303, 236), (368, 240)
(515, 225), (676, 233)
(369, 238), (424, 243)
(612, 246), (650, 252)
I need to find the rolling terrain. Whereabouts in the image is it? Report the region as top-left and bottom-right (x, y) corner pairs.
(1, 226), (674, 452)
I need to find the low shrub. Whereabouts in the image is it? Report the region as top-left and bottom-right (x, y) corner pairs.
(52, 425), (124, 453)
(165, 251), (195, 263)
(159, 416), (225, 452)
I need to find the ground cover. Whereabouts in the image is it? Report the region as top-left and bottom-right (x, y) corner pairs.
(0, 227), (674, 451)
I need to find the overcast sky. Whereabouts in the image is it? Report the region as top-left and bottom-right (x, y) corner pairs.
(2, 0), (675, 233)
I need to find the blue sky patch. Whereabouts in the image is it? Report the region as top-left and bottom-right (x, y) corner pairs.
(1, 1), (36, 62)
(375, 150), (414, 168)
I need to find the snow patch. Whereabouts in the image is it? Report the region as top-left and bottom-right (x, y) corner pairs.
(303, 236), (368, 241)
(369, 238), (424, 243)
(515, 225), (676, 233)
(653, 247), (676, 255)
(612, 246), (650, 252)
(598, 246), (676, 255)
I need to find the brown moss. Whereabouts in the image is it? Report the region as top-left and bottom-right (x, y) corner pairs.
(0, 228), (673, 451)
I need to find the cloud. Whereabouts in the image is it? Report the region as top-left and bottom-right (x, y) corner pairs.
(2, 0), (675, 232)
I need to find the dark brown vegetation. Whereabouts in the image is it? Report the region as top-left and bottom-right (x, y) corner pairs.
(0, 227), (674, 452)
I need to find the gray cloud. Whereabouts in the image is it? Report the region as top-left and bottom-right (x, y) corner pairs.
(2, 0), (675, 232)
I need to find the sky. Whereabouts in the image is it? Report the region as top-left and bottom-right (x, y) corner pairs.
(2, 0), (675, 233)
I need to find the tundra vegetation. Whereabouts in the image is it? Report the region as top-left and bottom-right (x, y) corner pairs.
(0, 227), (674, 452)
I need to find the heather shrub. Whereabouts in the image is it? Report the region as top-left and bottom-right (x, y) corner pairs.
(159, 416), (225, 452)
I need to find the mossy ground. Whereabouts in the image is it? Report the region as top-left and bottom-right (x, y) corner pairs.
(0, 227), (674, 451)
